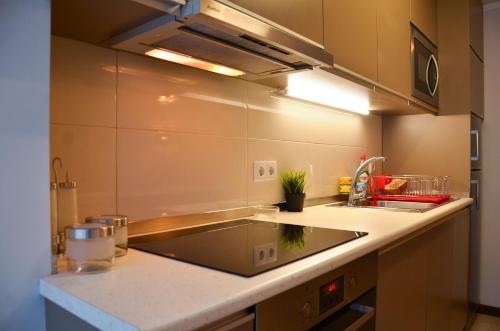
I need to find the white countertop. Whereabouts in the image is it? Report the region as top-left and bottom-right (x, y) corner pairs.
(40, 198), (472, 331)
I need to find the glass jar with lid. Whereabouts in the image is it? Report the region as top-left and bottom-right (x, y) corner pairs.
(65, 223), (115, 273)
(86, 215), (128, 257)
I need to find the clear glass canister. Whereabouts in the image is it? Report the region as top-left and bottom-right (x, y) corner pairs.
(86, 215), (128, 257)
(65, 223), (115, 273)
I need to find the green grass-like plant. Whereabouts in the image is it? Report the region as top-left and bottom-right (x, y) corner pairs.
(280, 224), (306, 249)
(280, 170), (306, 195)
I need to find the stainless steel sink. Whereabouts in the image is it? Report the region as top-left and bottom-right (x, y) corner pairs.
(325, 198), (454, 213)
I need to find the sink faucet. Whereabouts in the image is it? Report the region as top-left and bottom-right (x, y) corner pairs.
(348, 156), (386, 206)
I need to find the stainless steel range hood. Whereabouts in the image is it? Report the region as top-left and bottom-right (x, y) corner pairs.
(110, 0), (333, 80)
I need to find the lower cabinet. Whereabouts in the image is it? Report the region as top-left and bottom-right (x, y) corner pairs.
(376, 209), (470, 331)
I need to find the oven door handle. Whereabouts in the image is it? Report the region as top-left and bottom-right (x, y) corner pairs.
(471, 179), (480, 210)
(344, 304), (375, 331)
(471, 130), (480, 161)
(426, 54), (439, 97)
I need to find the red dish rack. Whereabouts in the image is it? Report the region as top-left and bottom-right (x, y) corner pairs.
(370, 175), (451, 203)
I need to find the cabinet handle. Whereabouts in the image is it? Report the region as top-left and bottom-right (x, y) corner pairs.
(213, 313), (255, 331)
(471, 130), (479, 161)
(471, 179), (480, 210)
(344, 304), (375, 331)
(426, 54), (439, 97)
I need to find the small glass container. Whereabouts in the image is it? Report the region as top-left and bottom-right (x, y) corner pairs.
(254, 205), (280, 221)
(86, 215), (128, 257)
(338, 177), (352, 195)
(65, 223), (115, 273)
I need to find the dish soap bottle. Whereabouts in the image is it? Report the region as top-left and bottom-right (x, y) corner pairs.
(355, 154), (369, 199)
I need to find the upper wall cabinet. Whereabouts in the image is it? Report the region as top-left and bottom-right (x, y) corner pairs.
(377, 0), (412, 97)
(324, 0), (378, 82)
(411, 0), (438, 45)
(229, 0), (324, 45)
(469, 0), (484, 60)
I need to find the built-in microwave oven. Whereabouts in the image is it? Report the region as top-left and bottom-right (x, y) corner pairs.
(411, 24), (439, 107)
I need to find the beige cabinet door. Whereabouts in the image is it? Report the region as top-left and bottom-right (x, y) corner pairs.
(229, 0), (324, 45)
(411, 0), (438, 45)
(377, 233), (428, 331)
(470, 50), (484, 118)
(377, 0), (412, 97)
(324, 0), (378, 81)
(450, 209), (471, 331)
(426, 221), (454, 331)
(377, 209), (470, 331)
(470, 0), (484, 60)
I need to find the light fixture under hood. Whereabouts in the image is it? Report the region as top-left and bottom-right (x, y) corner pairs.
(272, 69), (371, 115)
(110, 0), (333, 81)
(145, 48), (245, 77)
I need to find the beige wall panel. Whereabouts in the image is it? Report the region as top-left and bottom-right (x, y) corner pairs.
(382, 114), (470, 193)
(324, 0), (378, 81)
(247, 139), (366, 206)
(117, 129), (247, 221)
(50, 124), (117, 223)
(51, 37), (116, 127)
(246, 81), (382, 150)
(117, 52), (247, 136)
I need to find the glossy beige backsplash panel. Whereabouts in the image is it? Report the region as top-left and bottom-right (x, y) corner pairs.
(50, 37), (116, 127)
(117, 129), (247, 220)
(50, 124), (117, 222)
(247, 139), (365, 206)
(117, 52), (247, 137)
(247, 82), (382, 148)
(50, 37), (382, 221)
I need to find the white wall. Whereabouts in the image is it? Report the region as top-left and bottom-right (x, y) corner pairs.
(479, 2), (500, 307)
(0, 0), (51, 330)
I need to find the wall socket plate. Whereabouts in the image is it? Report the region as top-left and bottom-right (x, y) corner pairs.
(253, 242), (278, 267)
(253, 161), (278, 182)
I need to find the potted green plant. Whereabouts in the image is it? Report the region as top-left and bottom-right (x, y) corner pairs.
(280, 170), (306, 212)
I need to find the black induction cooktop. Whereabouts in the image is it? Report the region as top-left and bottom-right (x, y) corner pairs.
(128, 219), (368, 277)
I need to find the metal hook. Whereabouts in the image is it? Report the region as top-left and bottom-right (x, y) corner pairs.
(52, 157), (63, 185)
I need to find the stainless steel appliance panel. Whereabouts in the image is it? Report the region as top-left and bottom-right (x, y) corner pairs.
(256, 253), (377, 331)
(411, 24), (439, 107)
(469, 170), (481, 322)
(110, 0), (333, 80)
(471, 114), (482, 170)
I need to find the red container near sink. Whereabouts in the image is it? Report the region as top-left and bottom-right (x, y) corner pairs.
(371, 175), (451, 203)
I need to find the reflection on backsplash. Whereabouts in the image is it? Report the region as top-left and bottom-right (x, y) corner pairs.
(50, 36), (382, 222)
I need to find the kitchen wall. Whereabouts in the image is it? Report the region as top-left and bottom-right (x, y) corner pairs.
(0, 1), (51, 330)
(50, 37), (382, 222)
(478, 1), (500, 308)
(383, 114), (470, 193)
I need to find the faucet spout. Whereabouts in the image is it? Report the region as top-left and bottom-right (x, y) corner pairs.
(348, 156), (386, 206)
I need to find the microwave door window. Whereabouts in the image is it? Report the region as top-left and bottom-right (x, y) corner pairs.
(414, 39), (431, 93)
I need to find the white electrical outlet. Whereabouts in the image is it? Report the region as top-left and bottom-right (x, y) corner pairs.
(266, 161), (278, 179)
(253, 242), (278, 267)
(253, 161), (267, 182)
(253, 160), (278, 182)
